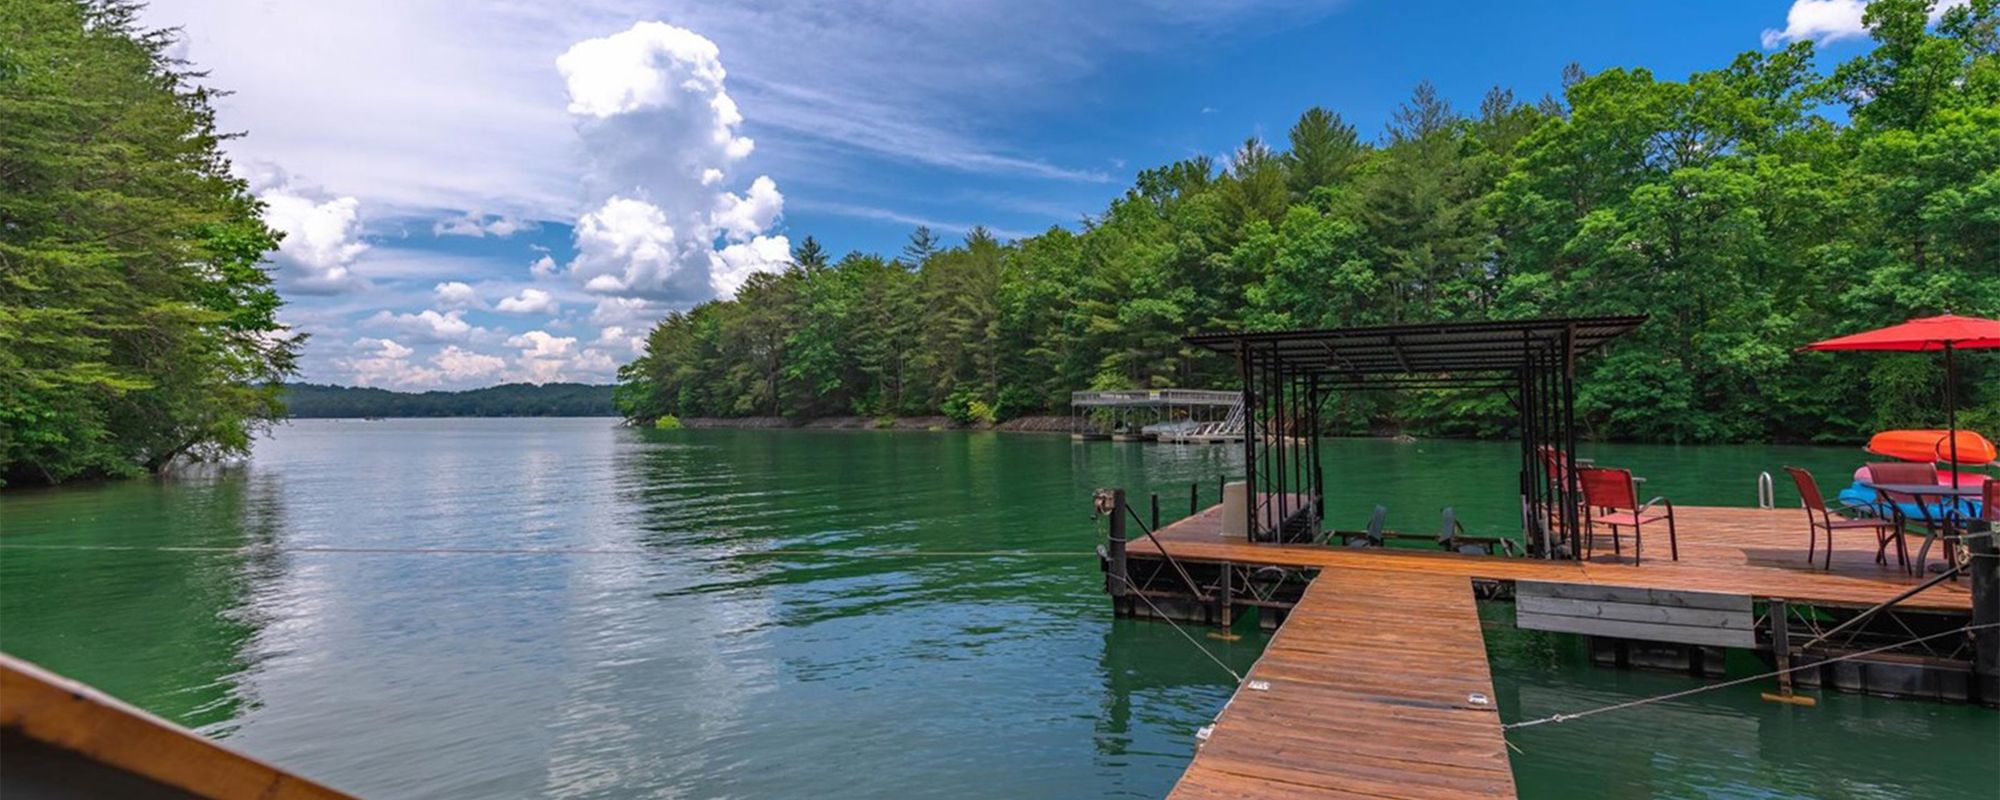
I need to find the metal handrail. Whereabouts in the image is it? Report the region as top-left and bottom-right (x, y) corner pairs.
(1071, 389), (1242, 407)
(1758, 471), (1775, 509)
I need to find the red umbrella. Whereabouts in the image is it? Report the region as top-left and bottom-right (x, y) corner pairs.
(1806, 314), (2000, 487)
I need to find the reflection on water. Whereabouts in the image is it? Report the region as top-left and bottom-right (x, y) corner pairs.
(0, 420), (1993, 798)
(0, 470), (270, 732)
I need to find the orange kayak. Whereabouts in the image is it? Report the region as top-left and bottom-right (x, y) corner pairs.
(1864, 430), (1999, 465)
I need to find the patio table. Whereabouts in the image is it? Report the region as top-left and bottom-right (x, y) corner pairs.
(1860, 481), (1986, 573)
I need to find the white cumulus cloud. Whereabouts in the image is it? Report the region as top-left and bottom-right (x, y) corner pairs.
(557, 22), (788, 306)
(433, 281), (485, 309)
(256, 172), (369, 294)
(712, 175), (785, 241)
(338, 337), (441, 388)
(508, 329), (577, 359)
(434, 345), (508, 382)
(366, 308), (478, 342)
(589, 297), (663, 327)
(709, 235), (792, 299)
(496, 288), (559, 314)
(1762, 0), (1967, 48)
(596, 325), (649, 355)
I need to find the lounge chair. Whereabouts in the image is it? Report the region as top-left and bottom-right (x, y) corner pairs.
(1438, 506), (1518, 556)
(1342, 505), (1388, 547)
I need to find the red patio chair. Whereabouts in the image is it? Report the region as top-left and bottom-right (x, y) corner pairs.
(1783, 466), (1902, 571)
(1578, 467), (1678, 565)
(1537, 445), (1593, 521)
(1865, 462), (1954, 575)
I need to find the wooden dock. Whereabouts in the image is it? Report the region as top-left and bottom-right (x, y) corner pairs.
(1113, 501), (1984, 798)
(1172, 569), (1515, 799)
(1133, 503), (1972, 612)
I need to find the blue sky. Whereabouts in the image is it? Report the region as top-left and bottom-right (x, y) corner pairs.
(136, 1), (1905, 389)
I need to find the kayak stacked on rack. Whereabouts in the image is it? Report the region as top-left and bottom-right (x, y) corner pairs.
(1834, 429), (1996, 517)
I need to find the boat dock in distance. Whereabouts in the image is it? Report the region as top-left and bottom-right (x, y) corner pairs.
(1070, 389), (1244, 443)
(1092, 316), (1996, 799)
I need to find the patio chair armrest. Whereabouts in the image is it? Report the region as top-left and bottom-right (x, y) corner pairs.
(1638, 496), (1673, 514)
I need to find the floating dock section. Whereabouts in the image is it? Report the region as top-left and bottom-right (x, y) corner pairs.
(1172, 569), (1514, 799)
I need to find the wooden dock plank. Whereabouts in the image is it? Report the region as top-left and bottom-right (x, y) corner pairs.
(1136, 503), (1971, 612)
(1169, 568), (1516, 800)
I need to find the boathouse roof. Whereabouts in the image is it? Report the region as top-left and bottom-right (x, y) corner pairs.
(1183, 315), (1647, 383)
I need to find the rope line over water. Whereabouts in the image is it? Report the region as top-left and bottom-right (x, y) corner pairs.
(1109, 572), (1246, 684)
(1502, 621), (2000, 731)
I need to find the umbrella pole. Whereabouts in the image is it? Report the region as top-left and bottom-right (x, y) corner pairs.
(1946, 342), (1959, 490)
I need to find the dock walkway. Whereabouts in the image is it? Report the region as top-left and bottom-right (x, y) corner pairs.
(1137, 502), (1978, 798)
(1172, 568), (1514, 799)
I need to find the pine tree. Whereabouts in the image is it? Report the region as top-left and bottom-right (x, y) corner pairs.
(899, 226), (941, 269)
(1284, 107), (1363, 198)
(791, 235), (829, 271)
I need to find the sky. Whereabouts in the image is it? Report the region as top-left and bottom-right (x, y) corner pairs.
(135, 0), (1919, 390)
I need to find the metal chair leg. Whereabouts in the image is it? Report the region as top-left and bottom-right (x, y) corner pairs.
(1667, 512), (1677, 561)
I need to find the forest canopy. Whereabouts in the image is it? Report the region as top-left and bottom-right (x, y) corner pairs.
(617, 0), (2000, 444)
(0, 0), (300, 485)
(283, 383), (614, 419)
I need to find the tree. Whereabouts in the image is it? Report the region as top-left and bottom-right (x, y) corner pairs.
(1284, 107), (1364, 199)
(1, 0), (300, 485)
(899, 225), (941, 269)
(791, 235), (830, 271)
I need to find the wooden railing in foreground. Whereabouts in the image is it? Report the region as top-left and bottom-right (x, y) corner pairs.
(1, 653), (354, 800)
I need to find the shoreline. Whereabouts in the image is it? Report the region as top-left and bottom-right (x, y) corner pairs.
(668, 414), (1088, 434)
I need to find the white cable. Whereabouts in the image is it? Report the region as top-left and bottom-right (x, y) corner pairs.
(1504, 622), (2000, 730)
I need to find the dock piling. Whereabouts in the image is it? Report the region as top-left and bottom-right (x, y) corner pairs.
(1971, 521), (1998, 702)
(1107, 489), (1128, 601)
(1217, 561), (1233, 627)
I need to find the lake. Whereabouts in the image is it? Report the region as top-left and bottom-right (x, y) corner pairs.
(1, 419), (1994, 798)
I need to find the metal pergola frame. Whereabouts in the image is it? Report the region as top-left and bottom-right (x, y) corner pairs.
(1185, 315), (1648, 558)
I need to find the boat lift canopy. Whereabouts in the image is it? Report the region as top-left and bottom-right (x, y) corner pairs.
(1184, 315), (1648, 557)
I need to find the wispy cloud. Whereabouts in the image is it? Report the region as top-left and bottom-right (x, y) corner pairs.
(796, 200), (1034, 241)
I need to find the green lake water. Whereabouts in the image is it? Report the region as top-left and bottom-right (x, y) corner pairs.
(0, 419), (1993, 798)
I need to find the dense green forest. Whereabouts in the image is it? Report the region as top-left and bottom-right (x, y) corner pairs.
(1, 0), (298, 485)
(618, 0), (2000, 444)
(284, 383), (614, 418)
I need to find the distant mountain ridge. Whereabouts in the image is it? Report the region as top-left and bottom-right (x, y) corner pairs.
(283, 382), (615, 418)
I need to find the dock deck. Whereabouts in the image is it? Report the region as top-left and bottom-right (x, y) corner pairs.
(1171, 569), (1514, 799)
(1134, 503), (1972, 612)
(1130, 502), (1978, 798)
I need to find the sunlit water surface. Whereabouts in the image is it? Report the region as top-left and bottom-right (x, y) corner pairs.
(1, 419), (1993, 798)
